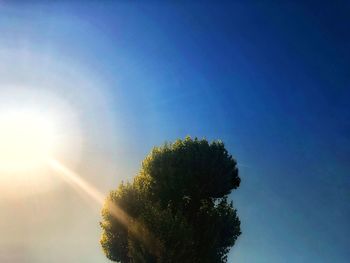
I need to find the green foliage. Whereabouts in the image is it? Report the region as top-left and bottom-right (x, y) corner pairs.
(100, 137), (241, 263)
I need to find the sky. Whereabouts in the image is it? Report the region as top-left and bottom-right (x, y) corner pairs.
(0, 1), (349, 262)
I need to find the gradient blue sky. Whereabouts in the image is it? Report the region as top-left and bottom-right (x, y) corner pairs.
(0, 1), (349, 263)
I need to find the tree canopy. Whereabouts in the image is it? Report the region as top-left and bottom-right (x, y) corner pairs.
(100, 137), (241, 263)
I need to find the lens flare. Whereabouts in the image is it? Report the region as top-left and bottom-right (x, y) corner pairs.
(48, 159), (161, 255)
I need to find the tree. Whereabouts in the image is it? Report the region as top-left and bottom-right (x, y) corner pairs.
(100, 137), (241, 263)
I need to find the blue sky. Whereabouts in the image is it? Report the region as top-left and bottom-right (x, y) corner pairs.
(0, 1), (349, 262)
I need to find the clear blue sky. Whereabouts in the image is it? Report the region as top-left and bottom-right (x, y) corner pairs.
(0, 1), (349, 263)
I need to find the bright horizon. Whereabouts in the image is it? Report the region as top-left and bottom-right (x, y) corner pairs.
(0, 1), (349, 263)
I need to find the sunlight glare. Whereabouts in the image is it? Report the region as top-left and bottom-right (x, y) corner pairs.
(0, 110), (57, 173)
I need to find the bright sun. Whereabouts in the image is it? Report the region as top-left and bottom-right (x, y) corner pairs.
(0, 110), (57, 172)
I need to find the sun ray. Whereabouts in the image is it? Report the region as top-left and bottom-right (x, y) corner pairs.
(48, 159), (128, 224)
(48, 159), (161, 254)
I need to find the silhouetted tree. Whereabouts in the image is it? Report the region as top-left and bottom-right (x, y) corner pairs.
(100, 137), (241, 263)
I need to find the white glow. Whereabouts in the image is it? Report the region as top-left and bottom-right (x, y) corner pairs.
(0, 48), (114, 198)
(0, 110), (57, 172)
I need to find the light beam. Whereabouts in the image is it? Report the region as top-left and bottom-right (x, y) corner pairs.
(48, 159), (161, 255)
